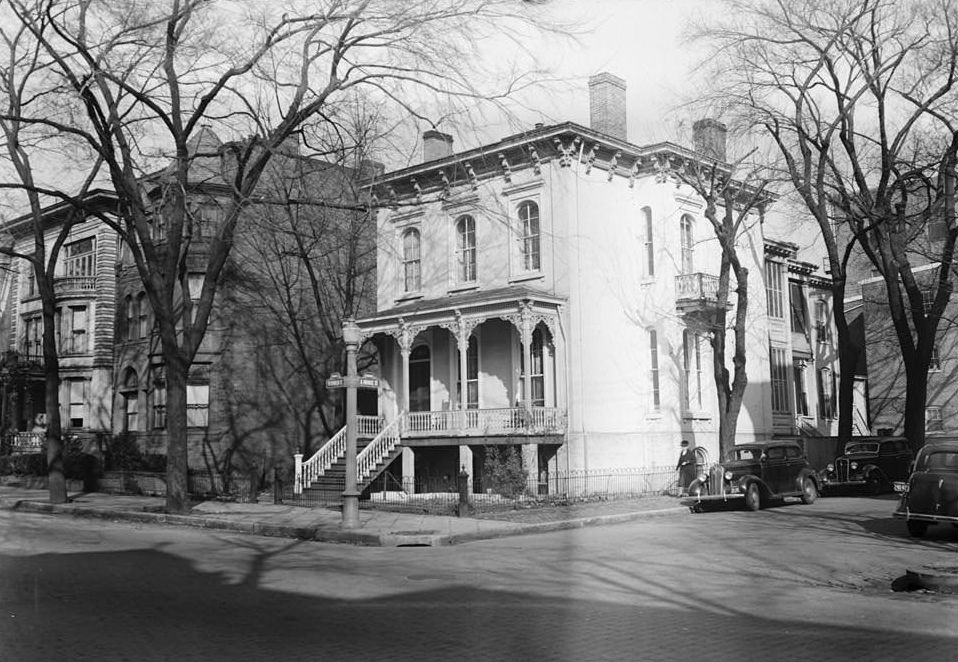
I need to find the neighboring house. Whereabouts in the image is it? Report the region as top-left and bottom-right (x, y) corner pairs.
(0, 190), (119, 448)
(342, 73), (845, 495)
(0, 128), (376, 478)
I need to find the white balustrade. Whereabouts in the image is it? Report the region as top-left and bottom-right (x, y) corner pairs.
(297, 426), (347, 490)
(356, 415), (382, 437)
(357, 413), (404, 482)
(404, 407), (564, 436)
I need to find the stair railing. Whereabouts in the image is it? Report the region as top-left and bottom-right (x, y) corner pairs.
(357, 412), (405, 484)
(294, 426), (347, 493)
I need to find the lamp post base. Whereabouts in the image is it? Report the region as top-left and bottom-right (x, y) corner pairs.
(341, 490), (361, 529)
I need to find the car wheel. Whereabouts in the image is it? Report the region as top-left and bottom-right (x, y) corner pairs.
(907, 521), (928, 538)
(744, 483), (761, 511)
(801, 477), (818, 505)
(866, 474), (883, 495)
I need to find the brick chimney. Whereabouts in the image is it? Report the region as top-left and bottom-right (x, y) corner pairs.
(693, 118), (727, 162)
(423, 130), (454, 162)
(588, 72), (627, 141)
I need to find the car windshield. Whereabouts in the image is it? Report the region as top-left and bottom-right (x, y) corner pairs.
(731, 448), (761, 461)
(845, 442), (880, 454)
(923, 451), (958, 471)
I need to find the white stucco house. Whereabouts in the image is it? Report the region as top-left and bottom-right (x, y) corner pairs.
(298, 73), (846, 497)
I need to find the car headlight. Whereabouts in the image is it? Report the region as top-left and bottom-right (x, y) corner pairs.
(826, 463), (834, 472)
(850, 462), (858, 470)
(724, 470), (733, 480)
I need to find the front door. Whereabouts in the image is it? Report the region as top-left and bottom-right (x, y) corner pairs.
(408, 345), (431, 412)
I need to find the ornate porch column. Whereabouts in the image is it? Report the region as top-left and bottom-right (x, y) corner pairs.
(441, 310), (481, 417)
(521, 304), (533, 410)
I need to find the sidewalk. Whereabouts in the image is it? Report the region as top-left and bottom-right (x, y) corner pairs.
(0, 486), (688, 546)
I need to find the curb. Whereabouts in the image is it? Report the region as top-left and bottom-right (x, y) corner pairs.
(1, 497), (689, 547)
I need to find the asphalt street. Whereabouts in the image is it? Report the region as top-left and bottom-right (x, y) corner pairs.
(0, 495), (954, 661)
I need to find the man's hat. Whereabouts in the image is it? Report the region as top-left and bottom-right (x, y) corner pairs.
(680, 440), (690, 447)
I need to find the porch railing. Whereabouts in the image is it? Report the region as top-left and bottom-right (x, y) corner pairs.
(7, 432), (44, 455)
(357, 413), (404, 483)
(293, 425), (346, 494)
(405, 406), (565, 435)
(356, 415), (382, 437)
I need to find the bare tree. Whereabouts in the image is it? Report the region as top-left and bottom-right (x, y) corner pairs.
(0, 7), (110, 503)
(693, 0), (958, 449)
(673, 148), (769, 460)
(1, 0), (557, 513)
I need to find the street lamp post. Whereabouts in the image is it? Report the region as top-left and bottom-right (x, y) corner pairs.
(340, 319), (361, 528)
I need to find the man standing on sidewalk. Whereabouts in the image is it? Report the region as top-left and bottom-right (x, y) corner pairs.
(676, 440), (696, 497)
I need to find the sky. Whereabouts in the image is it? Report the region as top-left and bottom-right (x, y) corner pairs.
(442, 0), (715, 155)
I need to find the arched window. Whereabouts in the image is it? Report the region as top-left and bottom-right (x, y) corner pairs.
(642, 206), (654, 278)
(121, 368), (138, 432)
(402, 228), (421, 293)
(519, 201), (540, 271)
(680, 215), (694, 274)
(455, 215), (477, 283)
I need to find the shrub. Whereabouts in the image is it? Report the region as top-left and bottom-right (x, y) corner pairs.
(0, 453), (46, 476)
(104, 433), (143, 471)
(483, 446), (529, 498)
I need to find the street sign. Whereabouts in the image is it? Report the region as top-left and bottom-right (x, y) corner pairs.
(325, 373), (344, 389)
(358, 373), (380, 389)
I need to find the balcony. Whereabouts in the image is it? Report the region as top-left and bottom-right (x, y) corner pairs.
(54, 276), (97, 297)
(675, 272), (725, 314)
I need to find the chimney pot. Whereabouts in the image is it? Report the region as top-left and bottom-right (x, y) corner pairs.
(423, 130), (454, 163)
(693, 118), (727, 162)
(588, 72), (627, 141)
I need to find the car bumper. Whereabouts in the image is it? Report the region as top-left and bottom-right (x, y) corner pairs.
(893, 509), (958, 524)
(821, 479), (868, 489)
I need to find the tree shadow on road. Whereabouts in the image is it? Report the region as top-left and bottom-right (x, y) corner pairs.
(1, 542), (956, 662)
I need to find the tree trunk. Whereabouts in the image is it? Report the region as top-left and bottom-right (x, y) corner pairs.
(164, 354), (190, 513)
(40, 277), (66, 504)
(902, 356), (929, 454)
(835, 328), (860, 441)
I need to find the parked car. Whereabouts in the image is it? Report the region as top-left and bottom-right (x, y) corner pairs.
(893, 441), (958, 538)
(819, 437), (912, 494)
(686, 441), (820, 511)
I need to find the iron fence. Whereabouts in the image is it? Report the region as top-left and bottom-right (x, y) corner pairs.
(284, 466), (681, 515)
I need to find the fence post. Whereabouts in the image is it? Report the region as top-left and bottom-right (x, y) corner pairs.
(273, 466), (283, 504)
(293, 453), (303, 494)
(456, 466), (473, 517)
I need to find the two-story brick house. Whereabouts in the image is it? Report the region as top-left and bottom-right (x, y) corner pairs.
(329, 73), (845, 496)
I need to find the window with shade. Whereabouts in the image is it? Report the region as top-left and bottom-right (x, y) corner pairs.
(121, 369), (137, 432)
(818, 367), (836, 420)
(153, 380), (167, 429)
(455, 215), (477, 284)
(683, 330), (703, 411)
(69, 378), (87, 429)
(770, 346), (790, 413)
(766, 261), (784, 318)
(402, 228), (421, 293)
(187, 383), (210, 428)
(679, 215), (694, 274)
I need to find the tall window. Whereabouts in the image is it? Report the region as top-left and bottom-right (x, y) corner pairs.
(930, 345), (942, 372)
(68, 378), (87, 429)
(818, 368), (836, 420)
(23, 316), (42, 359)
(815, 300), (830, 343)
(63, 237), (95, 278)
(455, 215), (477, 283)
(186, 383), (210, 428)
(457, 335), (479, 409)
(683, 330), (702, 410)
(770, 346), (790, 413)
(789, 282), (808, 334)
(925, 406), (943, 432)
(519, 201), (540, 271)
(69, 306), (88, 354)
(125, 295), (135, 341)
(520, 328), (546, 407)
(137, 293), (149, 338)
(402, 228), (421, 293)
(766, 261), (784, 318)
(793, 361), (809, 416)
(187, 275), (205, 323)
(680, 215), (694, 274)
(121, 369), (137, 432)
(153, 380), (167, 429)
(650, 329), (660, 410)
(642, 206), (654, 278)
